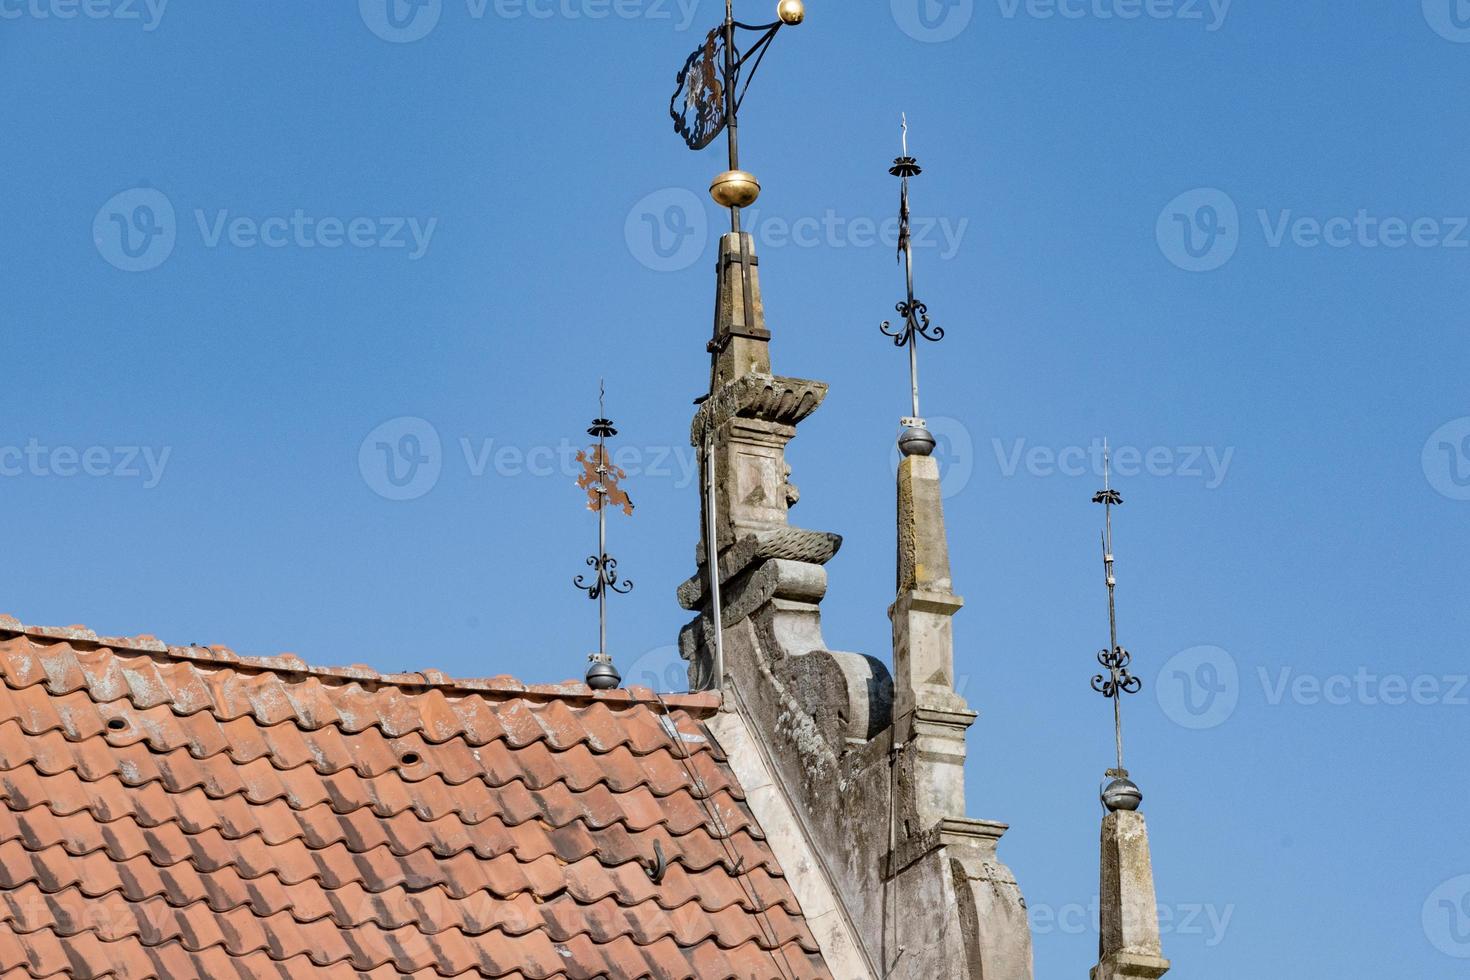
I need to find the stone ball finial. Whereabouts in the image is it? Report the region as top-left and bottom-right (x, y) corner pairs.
(1102, 775), (1143, 812)
(898, 418), (936, 457)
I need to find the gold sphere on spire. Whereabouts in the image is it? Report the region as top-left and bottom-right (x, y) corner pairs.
(710, 170), (762, 209)
(777, 0), (805, 25)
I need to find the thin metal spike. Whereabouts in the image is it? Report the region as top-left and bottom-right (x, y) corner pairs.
(880, 116), (945, 450)
(1090, 439), (1141, 794)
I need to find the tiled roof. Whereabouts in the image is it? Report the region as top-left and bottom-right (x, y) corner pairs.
(0, 617), (831, 980)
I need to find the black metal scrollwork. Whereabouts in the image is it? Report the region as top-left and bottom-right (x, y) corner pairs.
(881, 299), (945, 349)
(1092, 646), (1143, 699)
(574, 555), (634, 602)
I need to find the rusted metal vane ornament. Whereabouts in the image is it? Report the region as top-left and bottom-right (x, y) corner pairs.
(572, 388), (635, 690)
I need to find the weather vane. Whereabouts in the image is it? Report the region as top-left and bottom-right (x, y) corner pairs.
(880, 115), (946, 458)
(670, 0), (804, 384)
(573, 383), (635, 690)
(1090, 442), (1145, 812)
(670, 0), (805, 227)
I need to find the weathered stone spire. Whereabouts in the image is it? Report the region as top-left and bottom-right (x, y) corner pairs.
(1092, 810), (1171, 980)
(709, 233), (770, 389)
(879, 415), (1032, 980)
(889, 449), (970, 834)
(693, 233), (829, 554)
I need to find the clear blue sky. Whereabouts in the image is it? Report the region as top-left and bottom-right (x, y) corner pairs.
(3, 3), (1467, 976)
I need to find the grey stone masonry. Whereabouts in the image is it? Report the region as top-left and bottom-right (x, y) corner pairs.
(1091, 810), (1171, 980)
(677, 232), (1034, 980)
(883, 452), (1033, 980)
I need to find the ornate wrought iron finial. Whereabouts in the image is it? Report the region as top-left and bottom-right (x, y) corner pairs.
(573, 382), (635, 690)
(669, 0), (804, 229)
(1090, 442), (1144, 811)
(880, 115), (946, 456)
(670, 2), (803, 386)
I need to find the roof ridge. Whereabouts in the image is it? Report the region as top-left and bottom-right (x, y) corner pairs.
(0, 615), (720, 712)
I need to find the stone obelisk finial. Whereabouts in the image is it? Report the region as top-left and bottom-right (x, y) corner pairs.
(1088, 446), (1170, 980)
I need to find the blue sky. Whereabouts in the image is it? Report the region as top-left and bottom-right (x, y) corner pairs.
(3, 2), (1468, 976)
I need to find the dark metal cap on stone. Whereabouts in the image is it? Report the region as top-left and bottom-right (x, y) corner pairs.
(1102, 774), (1143, 813)
(586, 654), (621, 690)
(898, 418), (936, 457)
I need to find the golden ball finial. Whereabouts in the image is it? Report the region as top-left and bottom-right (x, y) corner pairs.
(711, 170), (762, 209)
(777, 0), (805, 25)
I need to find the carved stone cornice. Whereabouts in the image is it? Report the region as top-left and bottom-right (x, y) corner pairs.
(679, 527), (843, 611)
(691, 373), (829, 445)
(883, 817), (1011, 879)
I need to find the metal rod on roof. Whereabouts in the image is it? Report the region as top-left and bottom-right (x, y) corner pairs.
(1090, 441), (1147, 813)
(703, 430), (726, 691)
(573, 382), (635, 690)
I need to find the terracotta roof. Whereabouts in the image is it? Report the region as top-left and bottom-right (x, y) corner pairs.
(0, 616), (832, 979)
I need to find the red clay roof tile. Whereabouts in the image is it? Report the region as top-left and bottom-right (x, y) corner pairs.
(0, 622), (830, 979)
